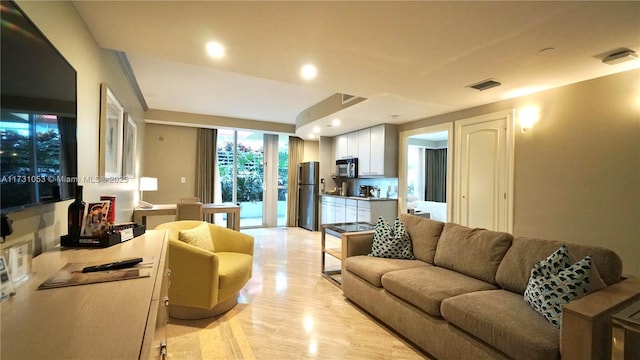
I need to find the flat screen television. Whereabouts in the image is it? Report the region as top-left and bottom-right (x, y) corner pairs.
(1, 0), (78, 213)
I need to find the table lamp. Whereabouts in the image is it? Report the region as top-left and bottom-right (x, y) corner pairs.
(138, 177), (158, 209)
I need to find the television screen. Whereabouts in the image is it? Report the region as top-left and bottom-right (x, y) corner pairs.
(1, 0), (78, 213)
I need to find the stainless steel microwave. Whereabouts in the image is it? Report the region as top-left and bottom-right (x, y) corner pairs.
(336, 158), (358, 178)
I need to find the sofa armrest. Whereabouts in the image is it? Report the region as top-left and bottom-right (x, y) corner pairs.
(561, 276), (640, 360)
(342, 231), (375, 258)
(209, 225), (254, 256)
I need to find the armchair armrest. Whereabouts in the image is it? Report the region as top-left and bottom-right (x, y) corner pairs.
(342, 231), (375, 258)
(209, 226), (254, 255)
(168, 239), (220, 309)
(561, 276), (640, 360)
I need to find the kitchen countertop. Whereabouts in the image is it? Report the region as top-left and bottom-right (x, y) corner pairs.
(320, 193), (398, 201)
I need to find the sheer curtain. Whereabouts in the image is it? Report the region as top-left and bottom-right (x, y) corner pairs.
(424, 148), (447, 202)
(196, 128), (218, 223)
(286, 136), (304, 227)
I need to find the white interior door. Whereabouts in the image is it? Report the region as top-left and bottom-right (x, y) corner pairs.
(455, 111), (513, 232)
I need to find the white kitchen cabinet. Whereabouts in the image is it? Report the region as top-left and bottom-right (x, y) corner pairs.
(321, 196), (329, 225)
(334, 132), (359, 160)
(334, 197), (346, 223)
(345, 199), (358, 222)
(347, 131), (359, 158)
(358, 128), (371, 175)
(357, 200), (371, 223)
(335, 134), (348, 159)
(358, 199), (398, 224)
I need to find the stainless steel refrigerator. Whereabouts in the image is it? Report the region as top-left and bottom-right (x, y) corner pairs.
(298, 161), (320, 231)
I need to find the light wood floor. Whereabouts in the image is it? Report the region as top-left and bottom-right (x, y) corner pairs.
(166, 227), (430, 360)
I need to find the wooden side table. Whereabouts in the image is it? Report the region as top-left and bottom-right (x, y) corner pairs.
(321, 222), (375, 286)
(611, 300), (640, 360)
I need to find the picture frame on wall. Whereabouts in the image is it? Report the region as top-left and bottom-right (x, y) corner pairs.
(123, 113), (137, 179)
(99, 83), (124, 178)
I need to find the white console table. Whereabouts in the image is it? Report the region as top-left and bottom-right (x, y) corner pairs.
(1, 230), (169, 359)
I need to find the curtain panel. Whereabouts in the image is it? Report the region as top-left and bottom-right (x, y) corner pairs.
(196, 128), (217, 222)
(424, 148), (447, 202)
(287, 137), (304, 227)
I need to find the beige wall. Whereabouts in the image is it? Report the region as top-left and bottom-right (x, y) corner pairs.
(4, 1), (145, 254)
(143, 124), (198, 204)
(400, 70), (640, 276)
(303, 140), (320, 162)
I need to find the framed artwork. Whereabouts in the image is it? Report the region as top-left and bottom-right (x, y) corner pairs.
(123, 113), (137, 179)
(99, 83), (124, 178)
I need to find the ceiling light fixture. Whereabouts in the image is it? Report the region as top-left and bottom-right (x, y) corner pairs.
(331, 118), (341, 127)
(300, 64), (317, 80)
(206, 42), (225, 59)
(312, 126), (321, 134)
(602, 49), (638, 65)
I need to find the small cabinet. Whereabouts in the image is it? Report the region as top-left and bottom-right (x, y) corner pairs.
(334, 197), (346, 223)
(357, 200), (371, 223)
(358, 128), (371, 175)
(335, 134), (348, 159)
(345, 199), (358, 222)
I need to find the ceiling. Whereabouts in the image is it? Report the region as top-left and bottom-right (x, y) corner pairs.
(72, 1), (640, 138)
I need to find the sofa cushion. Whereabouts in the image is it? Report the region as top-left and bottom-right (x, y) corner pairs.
(344, 256), (429, 288)
(398, 214), (445, 264)
(369, 217), (415, 259)
(496, 237), (623, 295)
(441, 290), (559, 360)
(178, 221), (215, 252)
(381, 266), (498, 317)
(524, 255), (592, 328)
(434, 223), (513, 284)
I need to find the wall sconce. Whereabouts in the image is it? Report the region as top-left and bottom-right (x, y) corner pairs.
(518, 107), (540, 133)
(138, 177), (158, 208)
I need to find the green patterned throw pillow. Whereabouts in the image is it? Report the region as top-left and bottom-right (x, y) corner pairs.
(524, 249), (591, 328)
(369, 217), (415, 260)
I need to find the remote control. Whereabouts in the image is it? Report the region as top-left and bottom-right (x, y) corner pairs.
(81, 257), (144, 273)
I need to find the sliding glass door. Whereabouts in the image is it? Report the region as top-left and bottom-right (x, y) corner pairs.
(216, 129), (288, 228)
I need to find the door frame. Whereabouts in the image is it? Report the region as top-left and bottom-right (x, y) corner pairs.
(453, 110), (515, 232)
(398, 122), (454, 221)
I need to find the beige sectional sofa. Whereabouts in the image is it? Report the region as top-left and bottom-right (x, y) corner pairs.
(341, 214), (639, 360)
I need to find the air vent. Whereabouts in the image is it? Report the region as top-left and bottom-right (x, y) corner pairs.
(341, 93), (357, 104)
(467, 79), (502, 91)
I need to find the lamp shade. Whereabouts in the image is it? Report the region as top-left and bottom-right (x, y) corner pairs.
(139, 177), (158, 192)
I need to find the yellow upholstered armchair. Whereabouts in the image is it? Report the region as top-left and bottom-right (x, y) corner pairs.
(155, 221), (254, 319)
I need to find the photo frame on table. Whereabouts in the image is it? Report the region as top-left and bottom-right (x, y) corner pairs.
(99, 83), (124, 178)
(123, 113), (137, 179)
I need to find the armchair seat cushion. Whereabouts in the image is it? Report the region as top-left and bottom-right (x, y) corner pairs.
(217, 252), (253, 290)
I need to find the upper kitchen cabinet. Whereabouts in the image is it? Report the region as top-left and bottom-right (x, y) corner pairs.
(333, 124), (398, 178)
(334, 132), (359, 159)
(360, 124), (398, 178)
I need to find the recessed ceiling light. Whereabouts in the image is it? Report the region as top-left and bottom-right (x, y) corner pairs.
(308, 133), (316, 139)
(206, 42), (225, 59)
(331, 118), (341, 127)
(300, 64), (317, 79)
(312, 126), (321, 134)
